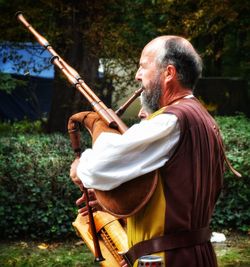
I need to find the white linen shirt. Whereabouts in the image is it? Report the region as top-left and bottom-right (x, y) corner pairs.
(77, 113), (180, 191)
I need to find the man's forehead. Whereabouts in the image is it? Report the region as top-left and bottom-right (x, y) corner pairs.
(140, 47), (158, 65)
(139, 37), (166, 64)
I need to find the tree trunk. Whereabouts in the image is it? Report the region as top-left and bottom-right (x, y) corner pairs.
(46, 49), (99, 133)
(46, 6), (99, 133)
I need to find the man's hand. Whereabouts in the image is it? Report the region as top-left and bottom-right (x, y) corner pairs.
(76, 189), (103, 216)
(70, 158), (83, 190)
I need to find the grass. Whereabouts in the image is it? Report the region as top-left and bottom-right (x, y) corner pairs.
(0, 234), (249, 267)
(214, 233), (250, 267)
(0, 239), (98, 267)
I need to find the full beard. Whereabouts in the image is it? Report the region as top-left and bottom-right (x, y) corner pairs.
(140, 78), (162, 114)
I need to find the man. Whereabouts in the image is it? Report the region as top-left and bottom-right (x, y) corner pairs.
(70, 35), (225, 267)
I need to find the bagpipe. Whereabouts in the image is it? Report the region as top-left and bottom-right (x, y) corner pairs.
(16, 12), (158, 266)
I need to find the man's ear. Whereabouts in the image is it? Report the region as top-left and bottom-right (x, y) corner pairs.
(164, 64), (176, 82)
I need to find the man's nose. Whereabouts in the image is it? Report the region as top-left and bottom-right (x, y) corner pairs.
(135, 67), (142, 81)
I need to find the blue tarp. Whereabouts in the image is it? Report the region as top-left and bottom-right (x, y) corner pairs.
(0, 75), (53, 121)
(0, 42), (54, 121)
(0, 42), (54, 78)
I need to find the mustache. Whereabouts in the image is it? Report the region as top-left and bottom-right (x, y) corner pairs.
(138, 83), (145, 91)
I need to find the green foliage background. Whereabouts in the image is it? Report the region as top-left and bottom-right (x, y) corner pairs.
(0, 0), (249, 107)
(211, 115), (250, 232)
(0, 115), (249, 239)
(0, 132), (79, 239)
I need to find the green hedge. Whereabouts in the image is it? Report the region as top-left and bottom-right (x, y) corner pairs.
(0, 133), (80, 239)
(211, 115), (250, 232)
(0, 115), (249, 239)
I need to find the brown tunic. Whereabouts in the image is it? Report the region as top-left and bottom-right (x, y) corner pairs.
(160, 97), (224, 266)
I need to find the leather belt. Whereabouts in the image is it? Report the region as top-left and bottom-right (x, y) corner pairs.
(123, 226), (211, 266)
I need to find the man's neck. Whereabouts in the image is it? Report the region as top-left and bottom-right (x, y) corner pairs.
(160, 85), (193, 107)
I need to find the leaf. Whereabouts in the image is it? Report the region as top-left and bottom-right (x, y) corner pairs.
(37, 243), (49, 250)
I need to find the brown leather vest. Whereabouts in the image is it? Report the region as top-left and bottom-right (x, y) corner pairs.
(161, 97), (224, 233)
(124, 97), (225, 266)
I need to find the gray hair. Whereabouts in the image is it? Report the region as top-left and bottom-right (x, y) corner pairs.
(156, 37), (203, 90)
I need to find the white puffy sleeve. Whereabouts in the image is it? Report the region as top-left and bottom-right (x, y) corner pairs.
(77, 113), (180, 191)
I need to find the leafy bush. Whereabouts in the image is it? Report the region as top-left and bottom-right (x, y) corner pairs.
(0, 73), (27, 94)
(0, 119), (43, 135)
(211, 115), (250, 232)
(0, 133), (81, 239)
(0, 115), (249, 240)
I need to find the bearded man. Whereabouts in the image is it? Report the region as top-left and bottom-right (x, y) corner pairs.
(70, 36), (225, 267)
